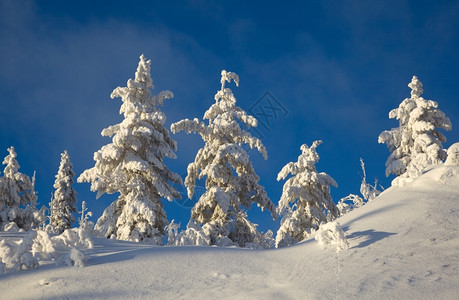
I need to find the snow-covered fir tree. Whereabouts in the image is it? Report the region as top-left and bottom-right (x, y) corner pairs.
(378, 76), (451, 185)
(49, 150), (78, 233)
(275, 141), (339, 248)
(0, 147), (38, 230)
(171, 70), (276, 248)
(78, 54), (181, 244)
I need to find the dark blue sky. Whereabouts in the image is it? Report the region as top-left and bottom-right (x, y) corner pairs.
(1, 0), (458, 232)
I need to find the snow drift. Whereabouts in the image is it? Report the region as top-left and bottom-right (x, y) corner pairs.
(1, 164), (458, 299)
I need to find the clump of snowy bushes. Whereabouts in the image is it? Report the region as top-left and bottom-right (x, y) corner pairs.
(0, 227), (93, 273)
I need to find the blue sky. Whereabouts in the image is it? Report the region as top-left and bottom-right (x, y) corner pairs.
(1, 0), (458, 232)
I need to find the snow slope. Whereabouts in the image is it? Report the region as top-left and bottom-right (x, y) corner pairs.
(1, 165), (458, 299)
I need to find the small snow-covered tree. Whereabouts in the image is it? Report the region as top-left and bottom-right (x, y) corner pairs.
(78, 201), (94, 232)
(359, 158), (381, 202)
(379, 76), (451, 185)
(78, 54), (181, 244)
(171, 70), (276, 248)
(49, 150), (78, 233)
(445, 142), (459, 166)
(0, 147), (38, 230)
(275, 141), (339, 248)
(337, 158), (382, 216)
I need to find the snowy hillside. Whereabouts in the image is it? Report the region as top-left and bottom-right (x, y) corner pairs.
(1, 165), (458, 299)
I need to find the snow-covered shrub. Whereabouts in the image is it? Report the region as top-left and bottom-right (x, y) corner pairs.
(171, 70), (276, 248)
(337, 194), (364, 216)
(165, 219), (181, 246)
(275, 141), (339, 248)
(31, 230), (56, 259)
(314, 221), (349, 252)
(49, 150), (78, 233)
(0, 228), (93, 273)
(379, 76), (451, 185)
(359, 158), (381, 201)
(168, 221), (211, 246)
(53, 228), (94, 249)
(78, 201), (95, 234)
(78, 54), (182, 244)
(0, 231), (39, 272)
(338, 158), (382, 216)
(2, 221), (22, 232)
(445, 143), (459, 166)
(0, 147), (38, 230)
(56, 248), (87, 267)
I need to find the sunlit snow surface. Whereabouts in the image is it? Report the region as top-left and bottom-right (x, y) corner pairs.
(1, 165), (458, 299)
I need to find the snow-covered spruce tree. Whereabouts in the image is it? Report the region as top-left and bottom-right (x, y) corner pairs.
(171, 70), (276, 248)
(49, 150), (78, 233)
(78, 54), (181, 244)
(275, 141), (339, 248)
(0, 147), (38, 230)
(378, 76), (451, 185)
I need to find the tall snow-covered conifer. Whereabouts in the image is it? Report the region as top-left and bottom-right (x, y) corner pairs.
(78, 54), (181, 244)
(275, 141), (338, 248)
(378, 76), (451, 185)
(49, 150), (78, 233)
(171, 70), (276, 248)
(0, 147), (38, 230)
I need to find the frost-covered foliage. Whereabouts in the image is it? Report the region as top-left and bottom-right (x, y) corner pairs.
(379, 76), (451, 185)
(171, 70), (276, 248)
(445, 143), (459, 166)
(0, 231), (39, 273)
(78, 201), (94, 233)
(0, 147), (38, 230)
(359, 158), (381, 202)
(275, 141), (339, 248)
(338, 158), (382, 216)
(337, 194), (364, 216)
(49, 150), (78, 233)
(78, 54), (181, 244)
(166, 220), (210, 246)
(0, 228), (93, 273)
(314, 221), (349, 253)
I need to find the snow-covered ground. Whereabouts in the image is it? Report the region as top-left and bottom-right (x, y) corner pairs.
(1, 165), (458, 299)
